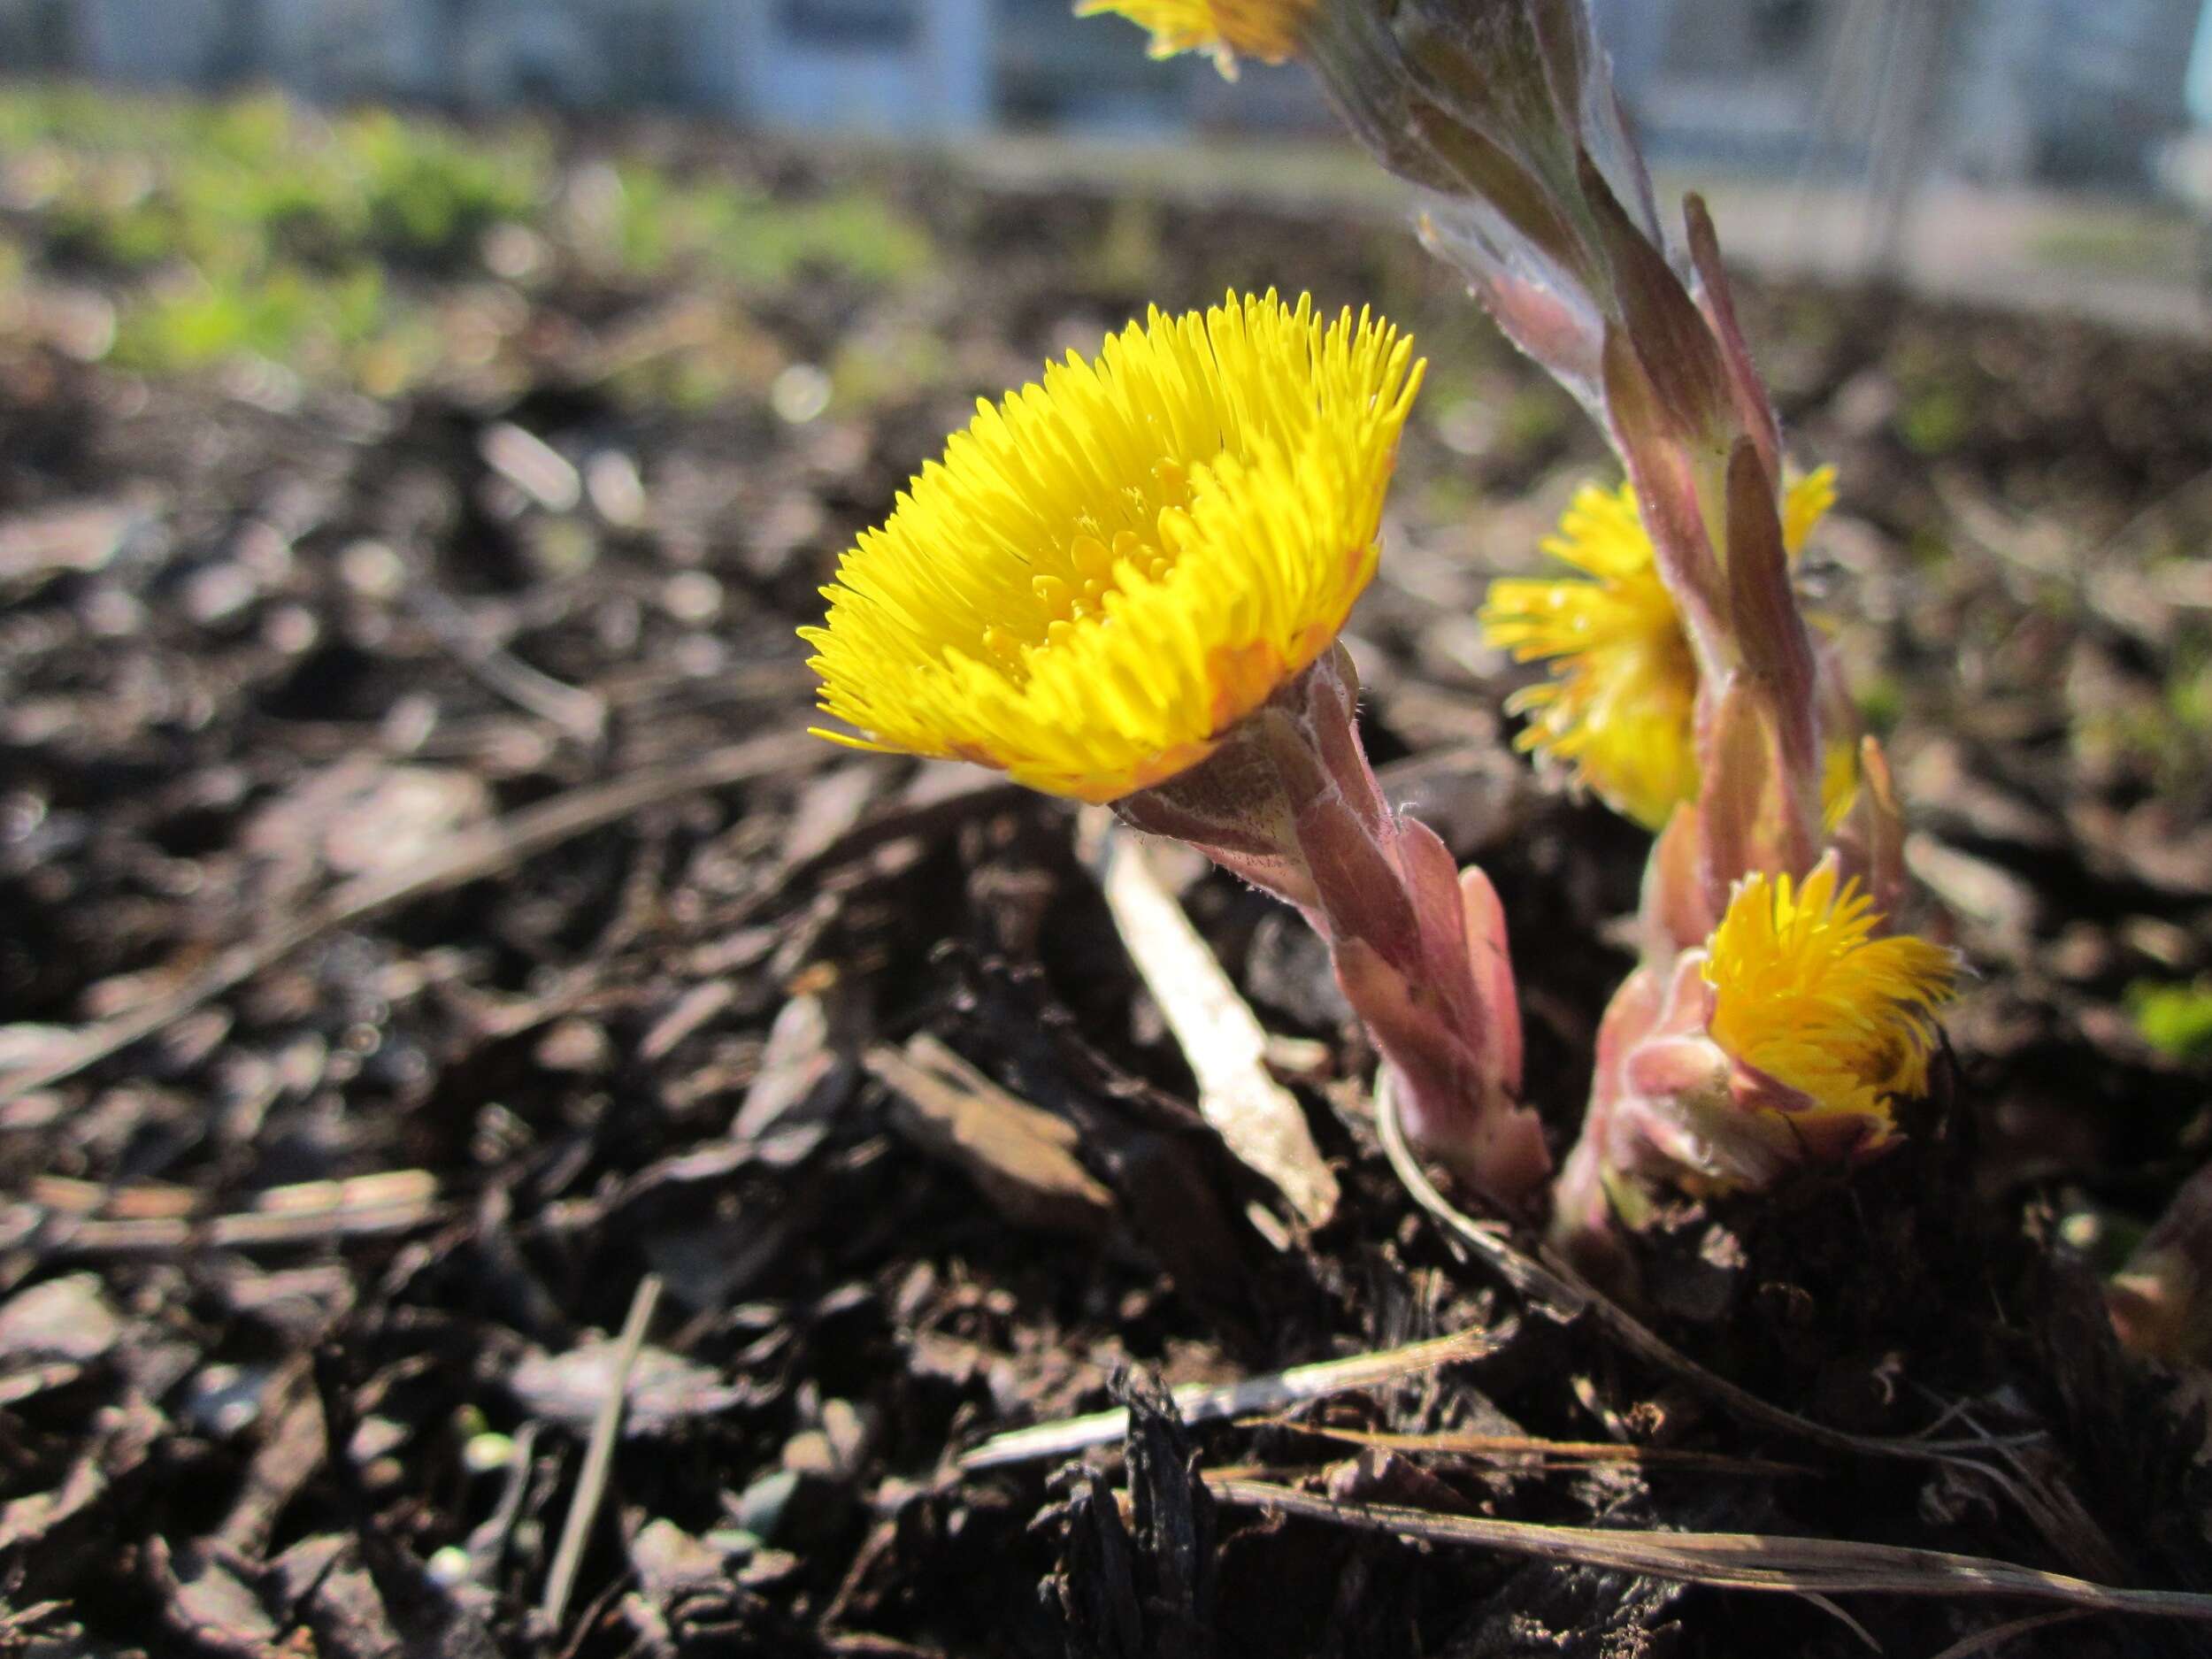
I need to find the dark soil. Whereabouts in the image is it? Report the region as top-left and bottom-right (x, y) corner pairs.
(2, 120), (2211, 1658)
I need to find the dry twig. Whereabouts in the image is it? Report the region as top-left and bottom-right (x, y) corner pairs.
(959, 1322), (1514, 1470)
(867, 1036), (1117, 1237)
(1256, 1418), (1805, 1478)
(1926, 1610), (2095, 1659)
(21, 1171), (442, 1257)
(1207, 1479), (2212, 1627)
(541, 1273), (664, 1632)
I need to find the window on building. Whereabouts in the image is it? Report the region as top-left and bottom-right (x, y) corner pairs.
(1749, 0), (1817, 58)
(778, 0), (918, 49)
(1663, 0), (1828, 78)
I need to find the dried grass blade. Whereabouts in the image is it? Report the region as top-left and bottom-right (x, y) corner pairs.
(1254, 1418), (1806, 1478)
(1926, 1609), (2095, 1659)
(1207, 1479), (2212, 1624)
(958, 1322), (1514, 1471)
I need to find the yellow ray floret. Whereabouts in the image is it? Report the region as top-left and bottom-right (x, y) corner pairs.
(1479, 469), (1837, 831)
(1703, 863), (1957, 1140)
(802, 291), (1423, 803)
(1075, 0), (1314, 73)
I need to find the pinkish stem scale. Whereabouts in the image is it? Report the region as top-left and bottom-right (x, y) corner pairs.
(1117, 647), (1551, 1210)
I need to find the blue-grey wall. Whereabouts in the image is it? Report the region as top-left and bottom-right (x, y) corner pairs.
(17, 0), (2207, 188)
(736, 0), (991, 134)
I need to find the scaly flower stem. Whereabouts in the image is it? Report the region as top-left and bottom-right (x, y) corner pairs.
(1117, 645), (1551, 1209)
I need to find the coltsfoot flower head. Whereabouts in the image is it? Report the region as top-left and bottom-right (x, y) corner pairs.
(1480, 468), (1836, 830)
(803, 291), (1422, 803)
(1074, 0), (1315, 73)
(1703, 861), (1956, 1144)
(1553, 855), (1957, 1256)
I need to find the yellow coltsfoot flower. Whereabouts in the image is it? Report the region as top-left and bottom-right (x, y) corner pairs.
(1075, 0), (1315, 73)
(803, 291), (1421, 803)
(803, 289), (1549, 1203)
(1553, 855), (1956, 1246)
(1701, 860), (1956, 1143)
(1480, 468), (1836, 831)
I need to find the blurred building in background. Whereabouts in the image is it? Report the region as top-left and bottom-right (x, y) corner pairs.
(1952, 0), (2203, 183)
(1595, 0), (2203, 187)
(4, 0), (2209, 192)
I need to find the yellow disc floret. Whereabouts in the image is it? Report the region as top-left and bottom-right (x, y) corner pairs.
(1075, 0), (1315, 73)
(1703, 863), (1957, 1141)
(1782, 463), (1837, 553)
(1481, 480), (1698, 830)
(802, 292), (1423, 803)
(1480, 468), (1837, 831)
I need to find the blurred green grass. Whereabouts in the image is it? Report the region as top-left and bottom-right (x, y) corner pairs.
(2130, 978), (2212, 1063)
(0, 84), (933, 396)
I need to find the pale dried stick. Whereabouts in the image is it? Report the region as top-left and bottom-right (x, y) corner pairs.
(959, 1320), (1513, 1471)
(1088, 815), (1340, 1230)
(25, 1171), (443, 1257)
(541, 1273), (663, 1632)
(1208, 1479), (2212, 1626)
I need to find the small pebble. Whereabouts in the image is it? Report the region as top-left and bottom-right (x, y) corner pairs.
(781, 1430), (838, 1479)
(586, 450), (646, 527)
(179, 1363), (265, 1439)
(340, 539), (406, 601)
(662, 570), (723, 625)
(771, 363), (831, 425)
(481, 222), (547, 281)
(821, 1398), (870, 1474)
(2057, 1210), (2103, 1253)
(480, 423), (581, 513)
(81, 585), (143, 637)
(738, 1548), (803, 1587)
(462, 1431), (516, 1474)
(262, 603), (319, 654)
(702, 1527), (762, 1559)
(184, 561), (258, 626)
(733, 1469), (798, 1540)
(534, 1018), (613, 1073)
(1432, 397), (1496, 457)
